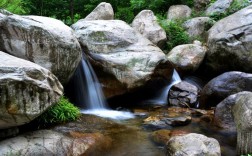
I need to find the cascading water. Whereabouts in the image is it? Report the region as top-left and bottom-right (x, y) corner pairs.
(145, 69), (181, 104)
(77, 54), (107, 109)
(72, 53), (134, 120)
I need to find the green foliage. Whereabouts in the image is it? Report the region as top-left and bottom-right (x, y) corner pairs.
(210, 0), (250, 21)
(37, 96), (80, 125)
(159, 19), (190, 52)
(0, 0), (27, 14)
(115, 7), (135, 23)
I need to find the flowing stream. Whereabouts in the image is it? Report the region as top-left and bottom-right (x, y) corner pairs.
(68, 55), (236, 155)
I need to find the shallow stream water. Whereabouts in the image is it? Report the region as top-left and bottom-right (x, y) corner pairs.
(85, 107), (236, 156)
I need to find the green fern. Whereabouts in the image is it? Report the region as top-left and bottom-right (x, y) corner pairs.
(37, 96), (80, 125)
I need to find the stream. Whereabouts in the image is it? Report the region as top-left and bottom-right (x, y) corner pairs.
(80, 106), (236, 156)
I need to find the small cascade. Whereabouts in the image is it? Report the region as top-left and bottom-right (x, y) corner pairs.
(145, 69), (181, 104)
(71, 52), (134, 120)
(79, 55), (107, 109)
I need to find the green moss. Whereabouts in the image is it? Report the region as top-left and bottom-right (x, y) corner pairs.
(36, 96), (80, 125)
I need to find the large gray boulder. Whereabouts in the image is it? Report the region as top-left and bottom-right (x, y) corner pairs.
(206, 5), (252, 74)
(131, 10), (167, 48)
(167, 5), (192, 20)
(166, 133), (221, 156)
(200, 71), (252, 108)
(0, 15), (82, 84)
(214, 91), (251, 132)
(205, 0), (233, 15)
(183, 17), (213, 40)
(167, 44), (206, 74)
(84, 2), (114, 21)
(0, 52), (63, 129)
(0, 130), (110, 156)
(72, 20), (173, 98)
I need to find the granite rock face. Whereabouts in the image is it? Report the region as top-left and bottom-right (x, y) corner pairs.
(206, 5), (252, 74)
(0, 51), (63, 129)
(72, 20), (173, 98)
(131, 10), (167, 48)
(84, 2), (114, 21)
(0, 15), (82, 84)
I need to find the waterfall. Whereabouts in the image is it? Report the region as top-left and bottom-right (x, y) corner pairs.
(71, 53), (134, 120)
(145, 69), (181, 104)
(79, 55), (107, 109)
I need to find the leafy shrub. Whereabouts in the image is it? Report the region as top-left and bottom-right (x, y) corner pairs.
(159, 19), (190, 52)
(37, 96), (80, 125)
(115, 7), (135, 23)
(0, 0), (27, 14)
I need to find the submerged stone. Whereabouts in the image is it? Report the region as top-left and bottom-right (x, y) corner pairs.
(166, 133), (221, 156)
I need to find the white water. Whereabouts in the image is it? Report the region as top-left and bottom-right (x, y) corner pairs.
(80, 56), (107, 109)
(145, 69), (181, 104)
(81, 109), (135, 120)
(77, 53), (134, 120)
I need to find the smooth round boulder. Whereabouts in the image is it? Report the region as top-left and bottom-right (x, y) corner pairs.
(131, 10), (167, 48)
(206, 5), (252, 74)
(0, 15), (82, 84)
(169, 81), (199, 108)
(200, 71), (252, 108)
(0, 51), (63, 129)
(183, 17), (214, 40)
(72, 20), (173, 98)
(167, 5), (192, 20)
(167, 44), (206, 74)
(84, 2), (114, 21)
(166, 133), (221, 156)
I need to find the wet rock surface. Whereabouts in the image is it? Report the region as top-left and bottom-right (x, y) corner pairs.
(143, 107), (192, 129)
(166, 133), (221, 156)
(200, 71), (252, 108)
(169, 81), (199, 108)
